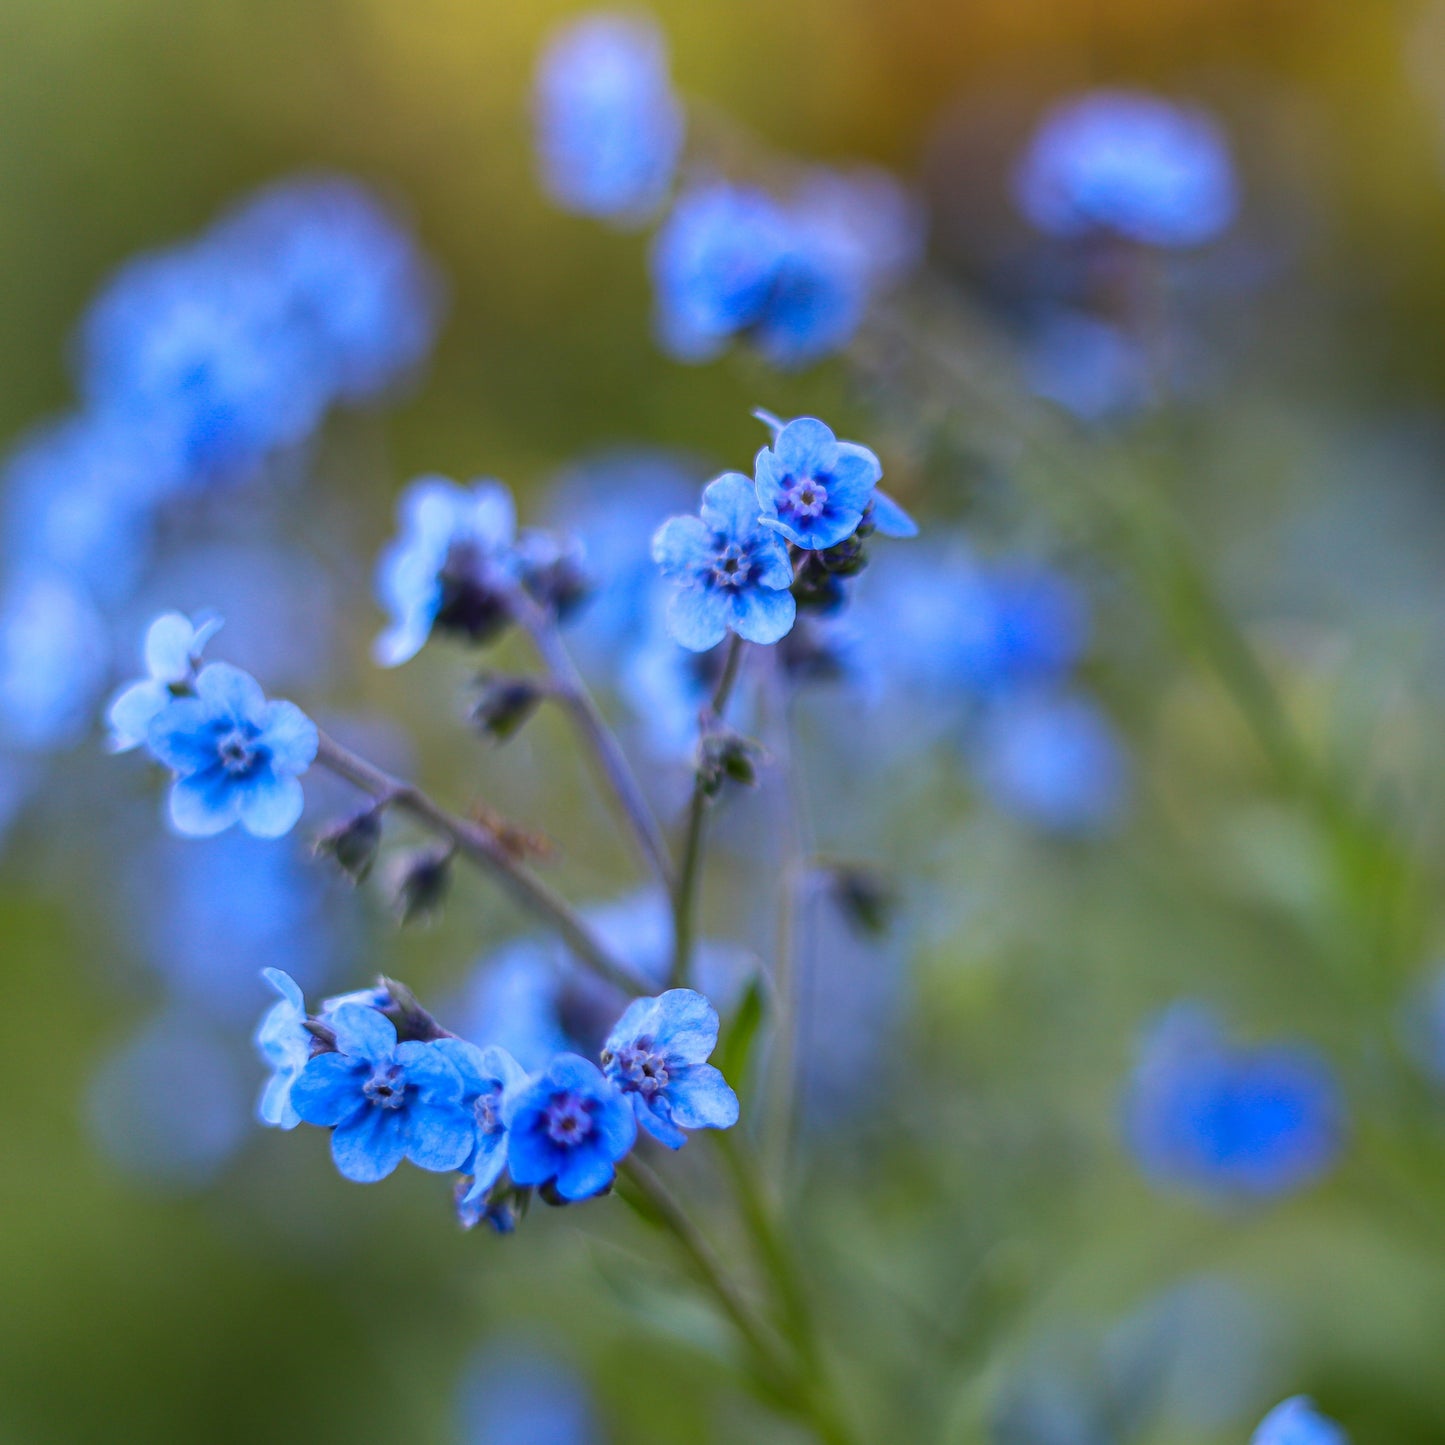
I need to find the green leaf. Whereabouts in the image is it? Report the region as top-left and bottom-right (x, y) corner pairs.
(716, 974), (767, 1098)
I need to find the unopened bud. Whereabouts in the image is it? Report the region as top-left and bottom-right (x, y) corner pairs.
(314, 806), (383, 884)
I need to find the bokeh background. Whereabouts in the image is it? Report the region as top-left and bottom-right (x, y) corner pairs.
(5, 0), (1445, 1440)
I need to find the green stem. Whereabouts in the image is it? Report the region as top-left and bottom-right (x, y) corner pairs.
(668, 635), (747, 988)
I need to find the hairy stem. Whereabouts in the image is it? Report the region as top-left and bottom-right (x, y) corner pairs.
(314, 731), (648, 996)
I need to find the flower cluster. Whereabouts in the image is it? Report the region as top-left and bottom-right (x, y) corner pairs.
(256, 973), (738, 1228)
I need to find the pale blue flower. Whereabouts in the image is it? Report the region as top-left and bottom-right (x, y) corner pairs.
(107, 610), (223, 753)
(1252, 1397), (1348, 1445)
(433, 1039), (528, 1207)
(754, 415), (882, 550)
(254, 968), (312, 1129)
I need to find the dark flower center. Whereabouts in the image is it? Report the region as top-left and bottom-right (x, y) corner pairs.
(544, 1090), (595, 1146)
(712, 542), (752, 589)
(474, 1086), (504, 1135)
(783, 476), (829, 520)
(607, 1035), (670, 1099)
(435, 540), (513, 644)
(216, 725), (261, 775)
(364, 1067), (408, 1110)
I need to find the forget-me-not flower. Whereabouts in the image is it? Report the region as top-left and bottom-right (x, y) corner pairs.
(534, 12), (684, 224)
(503, 1053), (637, 1201)
(1013, 89), (1237, 248)
(652, 473), (796, 650)
(601, 989), (739, 1148)
(145, 662), (317, 838)
(754, 416), (883, 551)
(254, 968), (313, 1129)
(1124, 1004), (1344, 1201)
(374, 477), (519, 666)
(290, 1004), (474, 1183)
(107, 610), (223, 753)
(433, 1038), (528, 1207)
(1252, 1397), (1348, 1445)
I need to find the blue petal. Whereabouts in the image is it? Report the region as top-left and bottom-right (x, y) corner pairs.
(192, 662), (266, 724)
(461, 481), (517, 549)
(749, 531), (796, 590)
(395, 1040), (465, 1104)
(329, 1002), (398, 1065)
(773, 417), (837, 477)
(868, 489), (917, 538)
(698, 472), (765, 541)
(262, 967), (304, 1012)
(257, 700), (318, 774)
(144, 612), (201, 681)
(649, 988), (720, 1064)
(461, 1132), (509, 1197)
(826, 443), (883, 511)
(544, 1053), (608, 1093)
(762, 509), (862, 551)
(729, 587), (796, 646)
(753, 446), (788, 514)
(431, 1038), (490, 1096)
(146, 698), (218, 773)
(331, 1107), (408, 1183)
(107, 680), (169, 753)
(238, 774), (305, 838)
(554, 1144), (618, 1201)
(591, 1083), (639, 1161)
(666, 1064), (740, 1130)
(291, 1052), (367, 1126)
(603, 996), (660, 1059)
(506, 1120), (565, 1186)
(258, 1070), (301, 1130)
(651, 515), (713, 580)
(634, 1095), (687, 1149)
(373, 610), (436, 668)
(403, 1100), (475, 1172)
(666, 587), (729, 652)
(169, 772), (243, 836)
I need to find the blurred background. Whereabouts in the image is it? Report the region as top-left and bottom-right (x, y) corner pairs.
(5, 0), (1445, 1440)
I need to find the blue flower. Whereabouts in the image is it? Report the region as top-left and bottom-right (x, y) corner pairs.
(652, 473), (796, 651)
(108, 610), (223, 753)
(145, 662), (317, 838)
(432, 1039), (528, 1205)
(374, 477), (518, 666)
(1252, 1398), (1348, 1445)
(601, 989), (739, 1149)
(1025, 311), (1148, 422)
(1013, 90), (1237, 248)
(503, 1053), (636, 1201)
(254, 968), (312, 1130)
(1124, 1005), (1344, 1202)
(754, 416), (882, 551)
(290, 1004), (474, 1183)
(534, 12), (684, 224)
(457, 1342), (601, 1445)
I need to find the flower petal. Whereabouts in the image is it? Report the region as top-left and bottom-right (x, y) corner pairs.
(666, 1064), (740, 1130)
(868, 489), (917, 538)
(403, 1100), (475, 1172)
(107, 680), (169, 752)
(729, 586), (796, 646)
(603, 996), (661, 1060)
(394, 1040), (465, 1105)
(262, 967), (305, 1012)
(698, 472), (764, 540)
(331, 1107), (407, 1183)
(258, 700), (318, 774)
(506, 1120), (564, 1186)
(773, 417), (838, 477)
(168, 771), (242, 837)
(651, 515), (714, 580)
(146, 698), (218, 773)
(666, 587), (729, 652)
(143, 612), (199, 682)
(634, 1096), (687, 1149)
(192, 662), (265, 723)
(291, 1052), (367, 1127)
(554, 1146), (617, 1201)
(239, 774), (305, 839)
(648, 989), (721, 1064)
(328, 1003), (398, 1065)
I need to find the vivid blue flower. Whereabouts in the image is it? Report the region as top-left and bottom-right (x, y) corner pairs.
(975, 692), (1128, 835)
(601, 988), (739, 1149)
(433, 1039), (528, 1206)
(1125, 1004), (1344, 1201)
(754, 415), (882, 551)
(213, 174), (443, 404)
(652, 473), (796, 650)
(254, 968), (312, 1129)
(145, 662), (317, 838)
(751, 222), (869, 369)
(374, 477), (519, 666)
(534, 12), (684, 224)
(1252, 1397), (1348, 1445)
(290, 1004), (474, 1183)
(1014, 90), (1237, 248)
(503, 1053), (636, 1201)
(0, 569), (110, 753)
(108, 610), (223, 753)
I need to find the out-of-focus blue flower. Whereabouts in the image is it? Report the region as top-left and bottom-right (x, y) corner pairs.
(975, 692), (1128, 835)
(601, 988), (739, 1148)
(88, 1011), (250, 1191)
(754, 416), (882, 551)
(1025, 311), (1148, 422)
(1014, 90), (1237, 248)
(793, 165), (928, 290)
(213, 174), (443, 404)
(145, 662), (317, 838)
(433, 1039), (527, 1206)
(1125, 1004), (1344, 1202)
(1252, 1398), (1348, 1445)
(503, 1053), (636, 1201)
(374, 477), (518, 666)
(621, 604), (718, 757)
(0, 569), (110, 753)
(457, 1340), (600, 1445)
(254, 968), (312, 1130)
(960, 563), (1090, 695)
(107, 610), (222, 752)
(290, 1005), (474, 1183)
(452, 941), (575, 1073)
(534, 11), (684, 224)
(650, 182), (869, 368)
(652, 472), (796, 650)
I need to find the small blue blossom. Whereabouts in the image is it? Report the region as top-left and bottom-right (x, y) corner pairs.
(290, 1005), (474, 1183)
(503, 1053), (637, 1201)
(254, 968), (312, 1130)
(1125, 1004), (1344, 1201)
(1014, 90), (1237, 248)
(534, 12), (684, 224)
(433, 1038), (528, 1207)
(652, 473), (796, 650)
(1025, 311), (1149, 422)
(1252, 1398), (1348, 1445)
(754, 415), (883, 551)
(374, 477), (519, 666)
(107, 610), (223, 753)
(457, 1342), (601, 1445)
(601, 988), (739, 1149)
(145, 662), (318, 838)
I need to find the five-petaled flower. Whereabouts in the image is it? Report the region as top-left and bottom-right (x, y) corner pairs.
(290, 1004), (475, 1184)
(434, 1038), (528, 1208)
(754, 416), (883, 551)
(652, 473), (796, 651)
(503, 1053), (637, 1201)
(374, 477), (519, 667)
(601, 989), (739, 1149)
(146, 662), (317, 838)
(254, 967), (312, 1130)
(107, 610), (222, 752)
